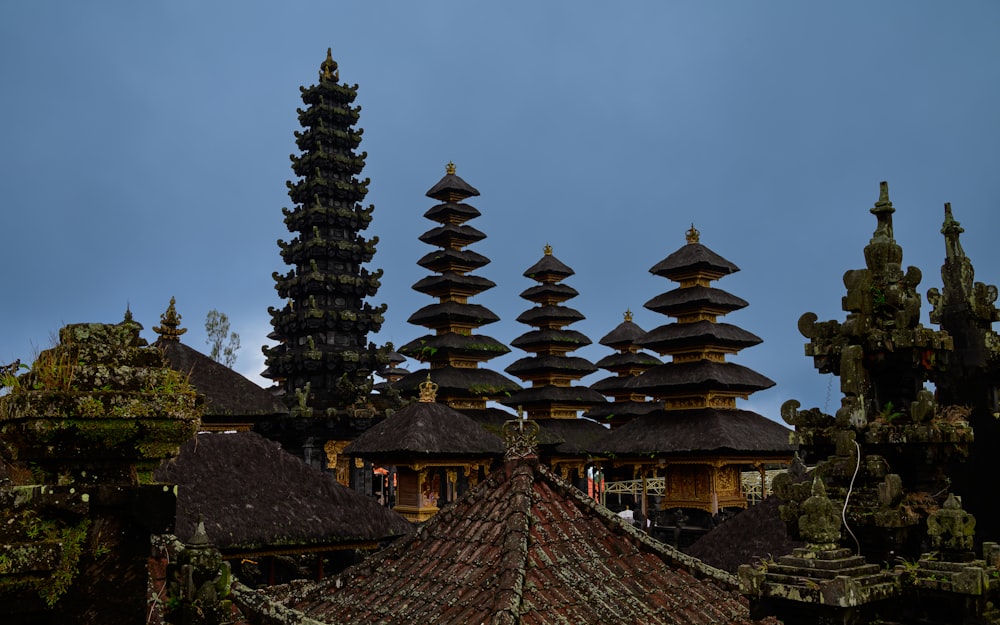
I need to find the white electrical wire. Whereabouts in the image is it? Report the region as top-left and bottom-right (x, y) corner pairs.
(842, 438), (862, 555)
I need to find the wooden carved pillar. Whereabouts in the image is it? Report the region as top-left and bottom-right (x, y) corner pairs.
(323, 440), (352, 486)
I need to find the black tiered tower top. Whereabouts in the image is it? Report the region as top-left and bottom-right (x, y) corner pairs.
(503, 245), (606, 419)
(396, 163), (520, 409)
(262, 50), (388, 415)
(585, 310), (663, 428)
(626, 225), (774, 407)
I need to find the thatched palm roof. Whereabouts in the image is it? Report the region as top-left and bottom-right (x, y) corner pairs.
(597, 409), (792, 456)
(345, 401), (504, 460)
(155, 339), (287, 420)
(154, 431), (412, 552)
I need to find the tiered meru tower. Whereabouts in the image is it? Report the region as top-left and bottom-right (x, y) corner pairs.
(600, 225), (790, 517)
(585, 310), (663, 428)
(629, 225), (774, 412)
(502, 245), (606, 419)
(396, 163), (520, 410)
(263, 49), (388, 418)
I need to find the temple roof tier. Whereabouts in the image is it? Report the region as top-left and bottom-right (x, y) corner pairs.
(650, 242), (740, 282)
(644, 285), (749, 317)
(515, 304), (586, 327)
(510, 329), (593, 352)
(505, 355), (600, 378)
(392, 366), (521, 400)
(502, 384), (608, 408)
(411, 272), (496, 298)
(598, 408), (792, 456)
(281, 203), (374, 232)
(398, 333), (511, 362)
(523, 252), (575, 282)
(416, 248), (491, 274)
(639, 320), (764, 354)
(425, 164), (481, 202)
(592, 350), (663, 372)
(406, 301), (501, 329)
(625, 360), (775, 395)
(418, 223), (488, 249)
(345, 401), (503, 461)
(423, 201), (482, 225)
(518, 282), (580, 305)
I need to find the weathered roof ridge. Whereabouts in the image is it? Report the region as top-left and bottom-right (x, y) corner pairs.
(487, 462), (533, 621)
(532, 462), (740, 588)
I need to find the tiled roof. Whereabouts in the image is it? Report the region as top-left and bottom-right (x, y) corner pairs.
(269, 460), (774, 625)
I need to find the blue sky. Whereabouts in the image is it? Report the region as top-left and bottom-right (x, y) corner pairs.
(2, 2), (998, 422)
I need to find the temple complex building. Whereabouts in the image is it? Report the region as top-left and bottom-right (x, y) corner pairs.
(346, 376), (502, 522)
(600, 225), (792, 522)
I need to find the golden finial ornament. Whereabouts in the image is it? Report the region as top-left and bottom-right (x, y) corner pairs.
(685, 223), (700, 244)
(544, 244), (553, 256)
(624, 309), (633, 322)
(418, 373), (439, 403)
(153, 297), (187, 341)
(446, 161), (456, 175)
(320, 48), (339, 81)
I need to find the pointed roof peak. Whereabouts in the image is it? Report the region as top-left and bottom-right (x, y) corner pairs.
(870, 180), (895, 241)
(686, 223), (701, 244)
(320, 48), (339, 82)
(153, 296), (186, 341)
(425, 162), (480, 202)
(941, 201), (967, 261)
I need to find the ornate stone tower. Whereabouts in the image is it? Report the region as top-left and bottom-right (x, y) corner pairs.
(502, 245), (606, 419)
(744, 183), (1000, 625)
(262, 50), (388, 417)
(395, 163), (520, 410)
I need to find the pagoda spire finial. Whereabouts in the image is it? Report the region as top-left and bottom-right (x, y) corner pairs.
(941, 202), (966, 261)
(446, 161), (456, 175)
(418, 373), (438, 403)
(544, 243), (553, 256)
(870, 180), (895, 242)
(320, 48), (339, 82)
(686, 223), (700, 244)
(153, 297), (187, 341)
(624, 309), (633, 322)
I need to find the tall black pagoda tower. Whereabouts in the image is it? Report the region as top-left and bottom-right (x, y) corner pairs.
(262, 50), (388, 423)
(503, 245), (605, 419)
(394, 163), (520, 410)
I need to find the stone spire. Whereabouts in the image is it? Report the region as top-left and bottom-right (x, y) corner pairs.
(262, 50), (388, 416)
(153, 296), (187, 341)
